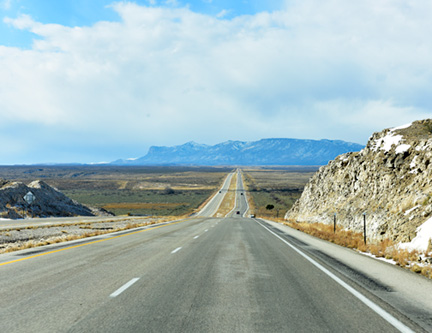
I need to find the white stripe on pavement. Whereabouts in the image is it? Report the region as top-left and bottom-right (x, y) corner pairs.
(256, 221), (414, 333)
(110, 278), (140, 298)
(171, 247), (182, 254)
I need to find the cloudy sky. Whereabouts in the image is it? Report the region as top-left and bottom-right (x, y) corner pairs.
(0, 0), (430, 164)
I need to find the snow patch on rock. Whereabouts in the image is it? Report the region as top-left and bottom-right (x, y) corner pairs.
(404, 205), (421, 216)
(391, 123), (413, 131)
(399, 217), (432, 252)
(372, 133), (403, 152)
(286, 119), (432, 244)
(395, 144), (411, 154)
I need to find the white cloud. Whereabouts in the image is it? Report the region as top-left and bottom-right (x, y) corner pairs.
(1, 1), (432, 162)
(216, 9), (229, 18)
(3, 14), (35, 29)
(1, 0), (11, 10)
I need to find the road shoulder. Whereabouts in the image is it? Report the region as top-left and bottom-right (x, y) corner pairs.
(261, 218), (432, 332)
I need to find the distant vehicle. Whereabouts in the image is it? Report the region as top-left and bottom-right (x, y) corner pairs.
(250, 214), (255, 218)
(240, 193), (243, 195)
(236, 211), (240, 214)
(219, 191), (222, 193)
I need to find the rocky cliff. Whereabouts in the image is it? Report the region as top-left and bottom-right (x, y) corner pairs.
(0, 179), (110, 219)
(285, 119), (432, 244)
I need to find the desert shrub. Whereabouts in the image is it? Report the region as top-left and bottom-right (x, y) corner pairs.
(163, 186), (175, 195)
(283, 220), (432, 279)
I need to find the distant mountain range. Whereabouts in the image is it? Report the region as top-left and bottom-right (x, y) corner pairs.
(112, 138), (364, 166)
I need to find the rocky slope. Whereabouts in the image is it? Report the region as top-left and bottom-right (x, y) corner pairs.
(286, 119), (432, 245)
(113, 138), (364, 166)
(0, 179), (110, 219)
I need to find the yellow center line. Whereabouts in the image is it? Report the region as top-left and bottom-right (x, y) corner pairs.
(0, 220), (185, 267)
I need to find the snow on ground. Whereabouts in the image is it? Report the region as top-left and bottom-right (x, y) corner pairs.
(372, 122), (415, 153)
(410, 161), (419, 174)
(395, 144), (411, 154)
(372, 134), (403, 152)
(399, 217), (432, 252)
(404, 205), (421, 216)
(410, 155), (418, 169)
(391, 122), (413, 131)
(361, 252), (397, 265)
(416, 141), (432, 151)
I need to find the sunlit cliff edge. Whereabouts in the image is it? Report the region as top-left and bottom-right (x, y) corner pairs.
(286, 119), (432, 251)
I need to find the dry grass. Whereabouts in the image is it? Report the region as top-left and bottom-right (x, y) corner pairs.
(0, 215), (187, 255)
(283, 221), (432, 279)
(103, 202), (189, 210)
(242, 168), (315, 218)
(0, 221), (155, 254)
(214, 173), (238, 217)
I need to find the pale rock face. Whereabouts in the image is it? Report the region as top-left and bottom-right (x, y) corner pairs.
(0, 179), (112, 219)
(286, 119), (432, 243)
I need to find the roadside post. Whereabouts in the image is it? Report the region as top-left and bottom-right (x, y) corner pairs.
(363, 212), (367, 245)
(333, 213), (336, 233)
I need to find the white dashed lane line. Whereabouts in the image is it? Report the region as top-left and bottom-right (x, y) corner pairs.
(171, 247), (182, 254)
(110, 278), (140, 298)
(172, 224), (215, 254)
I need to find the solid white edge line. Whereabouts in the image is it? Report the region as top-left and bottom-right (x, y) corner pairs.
(194, 235), (199, 239)
(171, 247), (182, 254)
(255, 220), (414, 333)
(110, 278), (140, 298)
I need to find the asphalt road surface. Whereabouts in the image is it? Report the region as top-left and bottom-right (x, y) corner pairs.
(195, 171), (235, 217)
(0, 171), (431, 332)
(1, 216), (425, 332)
(226, 169), (249, 218)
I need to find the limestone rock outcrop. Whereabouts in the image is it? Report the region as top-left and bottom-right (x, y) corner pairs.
(285, 119), (432, 243)
(0, 179), (111, 219)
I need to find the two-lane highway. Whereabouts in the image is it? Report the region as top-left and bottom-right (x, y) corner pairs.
(226, 169), (249, 218)
(0, 170), (430, 332)
(195, 171), (235, 217)
(0, 217), (414, 332)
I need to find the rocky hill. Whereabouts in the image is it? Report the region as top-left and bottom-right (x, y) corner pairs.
(285, 119), (432, 246)
(113, 138), (364, 166)
(0, 179), (110, 219)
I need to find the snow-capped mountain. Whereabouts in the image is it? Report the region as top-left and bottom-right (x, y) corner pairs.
(112, 138), (364, 166)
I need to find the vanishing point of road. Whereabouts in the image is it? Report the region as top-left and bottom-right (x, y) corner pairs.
(0, 170), (431, 332)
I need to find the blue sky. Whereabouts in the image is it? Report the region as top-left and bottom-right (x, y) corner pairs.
(0, 0), (283, 47)
(0, 0), (430, 164)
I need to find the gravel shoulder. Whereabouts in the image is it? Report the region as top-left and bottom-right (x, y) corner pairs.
(0, 216), (174, 253)
(263, 219), (432, 332)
